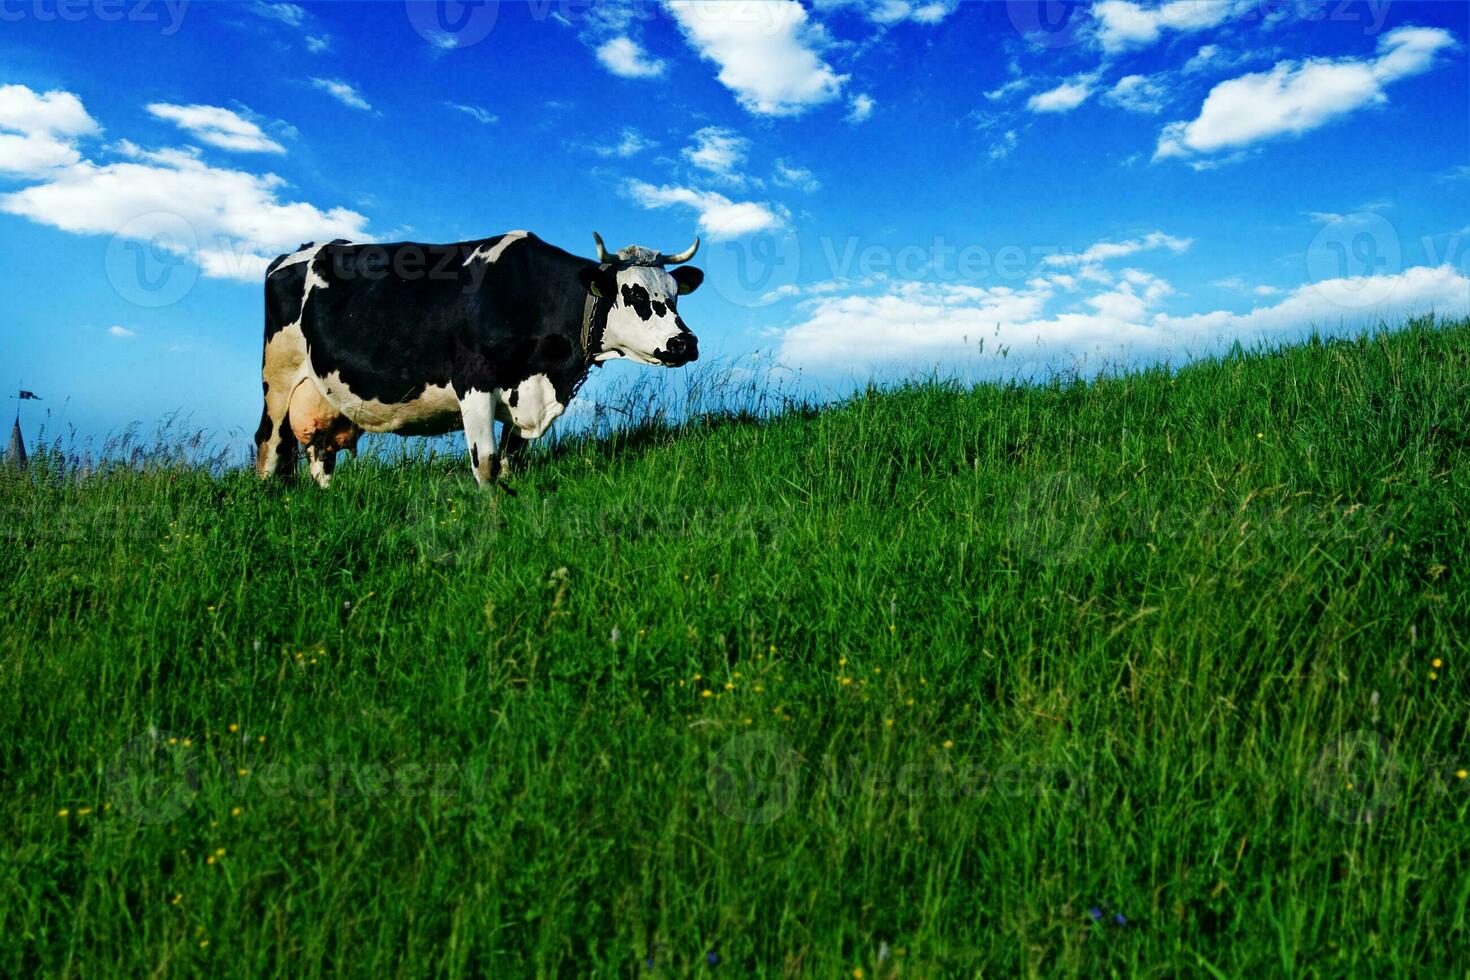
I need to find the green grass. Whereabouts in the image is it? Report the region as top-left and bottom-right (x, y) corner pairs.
(3, 319), (1469, 977)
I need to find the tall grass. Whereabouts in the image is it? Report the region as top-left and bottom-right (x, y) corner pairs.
(1, 318), (1467, 976)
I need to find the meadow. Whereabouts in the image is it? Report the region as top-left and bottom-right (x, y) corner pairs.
(2, 318), (1468, 977)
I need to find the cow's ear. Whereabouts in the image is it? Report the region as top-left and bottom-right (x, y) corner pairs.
(670, 266), (704, 295)
(579, 265), (617, 298)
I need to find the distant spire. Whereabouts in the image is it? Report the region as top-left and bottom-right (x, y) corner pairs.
(6, 417), (25, 468)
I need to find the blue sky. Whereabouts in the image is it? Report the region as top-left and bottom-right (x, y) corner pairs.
(1, 0), (1467, 451)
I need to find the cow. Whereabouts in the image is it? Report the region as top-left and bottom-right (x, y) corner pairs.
(253, 231), (703, 487)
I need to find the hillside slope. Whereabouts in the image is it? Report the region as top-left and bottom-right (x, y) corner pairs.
(2, 318), (1468, 976)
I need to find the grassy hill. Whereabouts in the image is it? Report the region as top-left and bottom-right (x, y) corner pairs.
(3, 318), (1468, 976)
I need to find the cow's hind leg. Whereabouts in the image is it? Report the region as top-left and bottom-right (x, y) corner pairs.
(254, 383), (298, 481)
(460, 389), (498, 486)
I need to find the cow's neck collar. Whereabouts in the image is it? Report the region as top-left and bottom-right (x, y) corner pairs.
(580, 264), (614, 366)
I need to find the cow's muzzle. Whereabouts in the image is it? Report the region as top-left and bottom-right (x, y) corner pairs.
(660, 333), (698, 366)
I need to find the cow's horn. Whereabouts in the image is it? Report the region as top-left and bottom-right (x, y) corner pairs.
(658, 237), (699, 266)
(593, 231), (613, 264)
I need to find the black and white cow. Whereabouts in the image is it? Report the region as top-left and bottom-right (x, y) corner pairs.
(253, 231), (703, 487)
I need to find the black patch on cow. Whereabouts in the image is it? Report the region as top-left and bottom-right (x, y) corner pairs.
(471, 444), (479, 469)
(651, 300), (668, 319)
(253, 404), (274, 447)
(539, 334), (573, 363)
(620, 283), (654, 321)
(507, 387), (519, 407)
(578, 264), (618, 300)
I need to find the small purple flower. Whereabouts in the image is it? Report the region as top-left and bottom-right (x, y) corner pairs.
(1113, 913), (1127, 926)
(1088, 907), (1103, 921)
(706, 950), (721, 967)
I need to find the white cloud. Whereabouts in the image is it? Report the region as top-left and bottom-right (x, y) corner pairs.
(815, 0), (956, 25)
(306, 35), (331, 53)
(1027, 74), (1096, 113)
(846, 93), (876, 123)
(447, 103), (497, 125)
(1092, 0), (1235, 54)
(422, 30), (460, 51)
(985, 77), (1029, 102)
(252, 2), (304, 27)
(1183, 43), (1224, 73)
(683, 126), (749, 179)
(591, 127), (656, 158)
(666, 0), (847, 116)
(624, 179), (786, 239)
(1044, 231), (1192, 268)
(1437, 164), (1470, 183)
(988, 129), (1018, 160)
(0, 84), (100, 177)
(146, 103), (285, 154)
(107, 325), (136, 338)
(776, 264), (1469, 371)
(2, 102), (371, 283)
(596, 35), (667, 78)
(1104, 74), (1168, 114)
(1157, 26), (1456, 162)
(773, 159), (820, 192)
(310, 77), (372, 112)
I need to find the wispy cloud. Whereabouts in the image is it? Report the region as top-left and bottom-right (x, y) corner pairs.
(146, 103), (285, 153)
(624, 179), (787, 239)
(252, 2), (304, 27)
(310, 77), (372, 112)
(446, 103), (497, 125)
(596, 36), (666, 78)
(589, 127), (656, 158)
(1027, 74), (1097, 114)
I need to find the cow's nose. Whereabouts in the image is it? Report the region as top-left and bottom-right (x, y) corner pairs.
(664, 333), (697, 364)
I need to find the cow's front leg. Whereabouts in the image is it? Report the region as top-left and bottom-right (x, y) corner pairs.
(305, 445), (336, 489)
(459, 388), (499, 486)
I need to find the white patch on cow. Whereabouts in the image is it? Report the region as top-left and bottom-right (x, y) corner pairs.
(272, 242), (331, 340)
(597, 265), (687, 366)
(271, 241), (339, 275)
(498, 373), (564, 439)
(466, 230), (529, 266)
(316, 371), (462, 433)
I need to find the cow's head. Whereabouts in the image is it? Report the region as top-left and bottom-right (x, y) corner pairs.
(580, 233), (703, 367)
